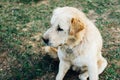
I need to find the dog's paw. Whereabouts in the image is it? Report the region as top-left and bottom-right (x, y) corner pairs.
(42, 46), (58, 59)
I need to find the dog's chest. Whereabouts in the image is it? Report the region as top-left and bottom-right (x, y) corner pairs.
(59, 46), (85, 66)
(60, 46), (76, 60)
(65, 51), (76, 61)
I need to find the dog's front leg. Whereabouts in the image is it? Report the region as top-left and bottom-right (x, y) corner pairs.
(56, 60), (70, 80)
(88, 61), (98, 80)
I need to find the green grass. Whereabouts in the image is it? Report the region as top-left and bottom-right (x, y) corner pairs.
(0, 0), (120, 80)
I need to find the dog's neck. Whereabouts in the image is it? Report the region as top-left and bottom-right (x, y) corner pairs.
(59, 43), (79, 54)
(60, 44), (73, 54)
(59, 29), (86, 54)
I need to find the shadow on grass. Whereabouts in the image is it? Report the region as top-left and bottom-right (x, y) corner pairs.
(0, 50), (58, 80)
(0, 50), (80, 80)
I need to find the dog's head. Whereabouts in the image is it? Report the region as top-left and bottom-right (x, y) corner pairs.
(43, 7), (86, 48)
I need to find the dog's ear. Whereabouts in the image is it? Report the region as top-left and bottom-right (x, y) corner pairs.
(70, 18), (85, 35)
(67, 18), (85, 47)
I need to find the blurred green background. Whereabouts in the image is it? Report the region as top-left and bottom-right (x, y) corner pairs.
(0, 0), (120, 80)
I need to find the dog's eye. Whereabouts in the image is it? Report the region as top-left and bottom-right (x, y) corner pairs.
(57, 25), (63, 31)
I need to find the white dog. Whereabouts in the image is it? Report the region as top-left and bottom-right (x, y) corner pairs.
(42, 7), (107, 80)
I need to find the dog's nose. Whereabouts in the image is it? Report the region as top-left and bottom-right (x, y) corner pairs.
(42, 37), (49, 45)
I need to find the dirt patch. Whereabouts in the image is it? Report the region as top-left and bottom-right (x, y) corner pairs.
(32, 0), (49, 6)
(0, 52), (10, 71)
(87, 10), (99, 22)
(106, 27), (120, 46)
(34, 72), (55, 80)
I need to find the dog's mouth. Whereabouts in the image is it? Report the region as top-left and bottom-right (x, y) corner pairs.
(46, 43), (60, 49)
(48, 43), (65, 49)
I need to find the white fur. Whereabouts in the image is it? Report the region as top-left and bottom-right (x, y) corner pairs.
(43, 7), (107, 80)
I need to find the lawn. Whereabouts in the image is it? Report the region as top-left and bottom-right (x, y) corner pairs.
(0, 0), (120, 80)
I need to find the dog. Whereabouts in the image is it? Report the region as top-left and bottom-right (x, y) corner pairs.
(42, 7), (107, 80)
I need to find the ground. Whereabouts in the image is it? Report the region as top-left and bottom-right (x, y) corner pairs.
(0, 0), (120, 80)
